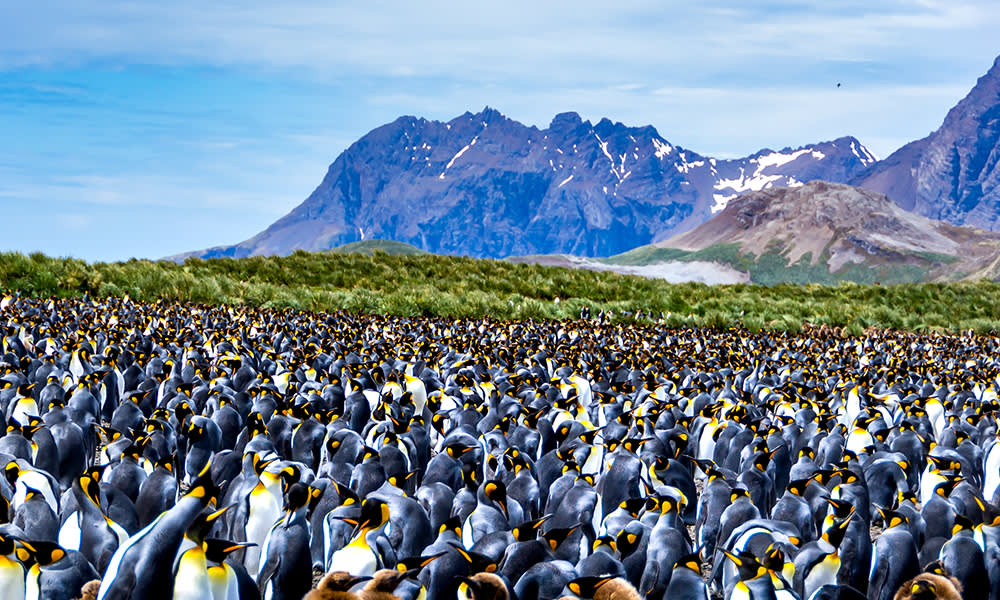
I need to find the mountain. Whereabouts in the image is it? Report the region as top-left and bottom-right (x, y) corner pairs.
(855, 55), (1000, 229)
(185, 108), (876, 260)
(621, 181), (1000, 284)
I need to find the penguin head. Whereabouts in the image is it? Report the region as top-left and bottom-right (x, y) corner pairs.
(187, 505), (232, 544)
(332, 481), (360, 507)
(673, 552), (702, 576)
(761, 543), (792, 571)
(720, 549), (767, 581)
(458, 573), (510, 600)
(24, 541), (66, 567)
(0, 533), (16, 556)
(279, 464), (302, 487)
(566, 576), (615, 599)
(203, 538), (257, 563)
(820, 507), (855, 548)
(933, 475), (964, 498)
(316, 572), (374, 593)
(366, 569), (414, 593)
(785, 478), (812, 497)
(185, 462), (221, 506)
(730, 487), (751, 503)
(448, 543), (498, 573)
(951, 515), (974, 536)
(395, 551), (446, 574)
(901, 573), (963, 600)
(251, 454), (276, 477)
(357, 498), (390, 531)
(4, 461), (20, 486)
(591, 536), (616, 556)
(875, 508), (909, 530)
(23, 484), (45, 503)
(437, 516), (462, 539)
(511, 516), (548, 542)
(618, 497), (646, 519)
(542, 525), (580, 552)
(283, 482), (310, 515)
(824, 497), (854, 519)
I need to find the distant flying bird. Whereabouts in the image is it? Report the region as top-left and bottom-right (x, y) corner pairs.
(837, 82), (841, 88)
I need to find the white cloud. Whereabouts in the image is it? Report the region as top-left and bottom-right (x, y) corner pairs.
(1, 1), (997, 82)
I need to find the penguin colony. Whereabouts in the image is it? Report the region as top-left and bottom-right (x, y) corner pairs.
(0, 293), (996, 600)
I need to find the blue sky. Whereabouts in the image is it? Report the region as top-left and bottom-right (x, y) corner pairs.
(1, 1), (998, 261)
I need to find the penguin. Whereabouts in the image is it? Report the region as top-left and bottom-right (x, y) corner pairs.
(771, 478), (818, 543)
(359, 569), (416, 600)
(869, 510), (920, 600)
(305, 572), (372, 600)
(567, 576), (641, 600)
(257, 483), (314, 600)
(242, 458), (285, 576)
(662, 552), (710, 600)
(135, 456), (178, 528)
(59, 470), (129, 574)
(793, 508), (853, 599)
(892, 572), (962, 600)
(638, 496), (690, 598)
(461, 480), (515, 548)
(13, 484), (59, 542)
(0, 533), (26, 600)
(203, 539), (259, 600)
(720, 549), (797, 600)
(97, 465), (220, 600)
(172, 533), (213, 600)
(326, 498), (390, 575)
(715, 488), (761, 562)
(457, 572), (510, 600)
(27, 541), (101, 600)
(937, 516), (989, 600)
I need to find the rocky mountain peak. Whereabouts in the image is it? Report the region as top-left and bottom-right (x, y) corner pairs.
(181, 110), (876, 261)
(854, 54), (1000, 230)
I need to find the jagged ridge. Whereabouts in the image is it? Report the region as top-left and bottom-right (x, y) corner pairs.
(182, 108), (875, 260)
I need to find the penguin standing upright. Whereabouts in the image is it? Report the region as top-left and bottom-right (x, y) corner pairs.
(868, 510), (920, 600)
(257, 483), (314, 600)
(0, 533), (26, 600)
(662, 553), (710, 600)
(97, 467), (220, 600)
(242, 458), (284, 576)
(25, 541), (100, 600)
(203, 539), (259, 600)
(327, 498), (390, 575)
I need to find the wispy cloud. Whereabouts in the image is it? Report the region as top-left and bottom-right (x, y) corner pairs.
(2, 1), (997, 81)
(0, 1), (997, 260)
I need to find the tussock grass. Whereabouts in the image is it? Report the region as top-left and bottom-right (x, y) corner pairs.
(3, 250), (1000, 333)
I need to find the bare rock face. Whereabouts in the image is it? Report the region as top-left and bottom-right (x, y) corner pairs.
(855, 55), (1000, 230)
(186, 108), (875, 260)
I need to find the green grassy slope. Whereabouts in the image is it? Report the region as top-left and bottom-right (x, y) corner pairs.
(4, 250), (1000, 333)
(605, 242), (965, 285)
(329, 240), (428, 255)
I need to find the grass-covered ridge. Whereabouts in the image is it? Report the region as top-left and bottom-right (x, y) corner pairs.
(4, 250), (1000, 333)
(329, 240), (428, 255)
(606, 242), (966, 285)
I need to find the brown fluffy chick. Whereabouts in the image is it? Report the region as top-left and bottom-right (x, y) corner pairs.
(893, 573), (962, 600)
(459, 572), (510, 600)
(76, 580), (102, 600)
(305, 571), (373, 600)
(567, 576), (641, 600)
(358, 569), (413, 600)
